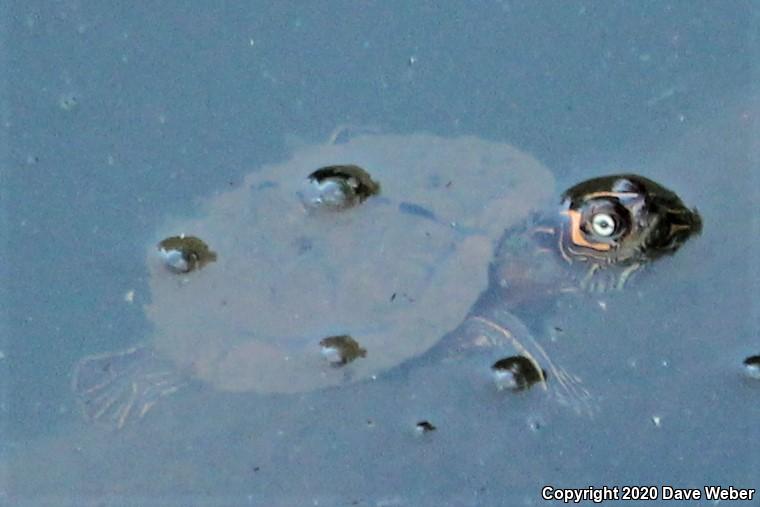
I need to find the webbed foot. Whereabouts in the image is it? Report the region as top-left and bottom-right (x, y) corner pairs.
(71, 345), (185, 429)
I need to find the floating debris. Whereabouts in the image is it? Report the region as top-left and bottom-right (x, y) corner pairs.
(158, 235), (217, 273)
(743, 355), (760, 380)
(319, 335), (367, 366)
(491, 356), (547, 391)
(300, 165), (380, 210)
(415, 420), (436, 434)
(58, 92), (79, 111)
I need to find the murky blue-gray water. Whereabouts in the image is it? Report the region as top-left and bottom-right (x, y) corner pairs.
(3, 1), (758, 505)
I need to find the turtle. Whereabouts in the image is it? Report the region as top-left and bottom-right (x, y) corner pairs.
(426, 173), (703, 408)
(72, 131), (556, 429)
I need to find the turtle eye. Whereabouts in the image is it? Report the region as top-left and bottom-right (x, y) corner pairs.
(590, 212), (617, 237)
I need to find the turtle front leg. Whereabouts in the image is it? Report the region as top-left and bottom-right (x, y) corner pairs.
(428, 300), (595, 416)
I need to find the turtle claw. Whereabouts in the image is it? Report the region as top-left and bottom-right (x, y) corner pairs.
(72, 346), (185, 429)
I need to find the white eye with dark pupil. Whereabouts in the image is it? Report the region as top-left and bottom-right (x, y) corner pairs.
(590, 213), (616, 237)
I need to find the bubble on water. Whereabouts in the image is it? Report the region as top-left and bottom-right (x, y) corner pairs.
(491, 356), (547, 391)
(743, 355), (760, 380)
(299, 165), (380, 211)
(159, 247), (189, 273)
(414, 420), (436, 435)
(319, 335), (367, 366)
(157, 235), (217, 273)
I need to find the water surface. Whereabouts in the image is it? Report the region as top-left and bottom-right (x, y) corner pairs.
(3, 1), (757, 505)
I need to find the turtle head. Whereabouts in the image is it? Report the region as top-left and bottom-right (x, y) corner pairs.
(558, 174), (702, 289)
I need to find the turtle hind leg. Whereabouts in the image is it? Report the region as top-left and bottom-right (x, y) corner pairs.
(71, 345), (185, 429)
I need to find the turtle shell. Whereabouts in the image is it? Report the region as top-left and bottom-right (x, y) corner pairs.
(144, 133), (554, 394)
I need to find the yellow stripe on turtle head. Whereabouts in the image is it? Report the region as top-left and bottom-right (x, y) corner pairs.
(562, 209), (611, 252)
